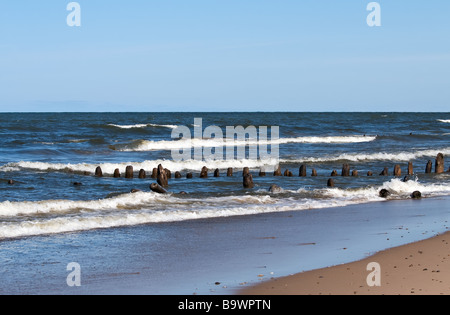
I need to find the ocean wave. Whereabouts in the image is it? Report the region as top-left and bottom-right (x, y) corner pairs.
(2, 146), (449, 175)
(107, 123), (178, 129)
(0, 193), (294, 239)
(1, 179), (447, 218)
(0, 178), (449, 239)
(114, 135), (377, 152)
(438, 119), (450, 123)
(380, 177), (450, 197)
(67, 139), (90, 143)
(281, 147), (450, 163)
(0, 158), (280, 174)
(277, 177), (450, 200)
(0, 193), (382, 239)
(0, 191), (170, 217)
(0, 192), (276, 218)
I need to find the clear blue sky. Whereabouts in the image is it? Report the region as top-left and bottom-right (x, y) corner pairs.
(0, 0), (449, 112)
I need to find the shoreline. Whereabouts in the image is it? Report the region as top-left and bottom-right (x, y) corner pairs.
(1, 195), (449, 295)
(240, 229), (450, 295)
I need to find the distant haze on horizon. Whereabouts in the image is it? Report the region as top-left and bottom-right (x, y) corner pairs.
(0, 1), (449, 112)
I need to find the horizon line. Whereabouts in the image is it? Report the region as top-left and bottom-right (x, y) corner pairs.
(1, 111), (449, 114)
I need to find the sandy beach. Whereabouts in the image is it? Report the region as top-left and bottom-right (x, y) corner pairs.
(241, 231), (450, 295)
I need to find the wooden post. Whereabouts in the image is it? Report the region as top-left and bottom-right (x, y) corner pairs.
(273, 165), (282, 176)
(394, 165), (402, 177)
(436, 153), (445, 174)
(299, 165), (307, 177)
(407, 162), (414, 175)
(125, 166), (134, 179)
(380, 167), (389, 176)
(342, 164), (350, 177)
(138, 169), (146, 179)
(200, 166), (208, 178)
(95, 166), (103, 177)
(243, 174), (254, 189)
(150, 183), (167, 194)
(425, 161), (432, 174)
(157, 164), (168, 187)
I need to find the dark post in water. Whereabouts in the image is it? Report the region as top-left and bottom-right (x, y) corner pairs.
(436, 153), (445, 174)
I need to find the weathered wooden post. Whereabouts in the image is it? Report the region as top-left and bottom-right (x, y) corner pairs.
(342, 164), (350, 177)
(299, 165), (307, 177)
(200, 166), (208, 178)
(243, 174), (255, 189)
(95, 166), (103, 177)
(408, 162), (414, 175)
(150, 183), (167, 194)
(157, 164), (168, 187)
(436, 153), (445, 174)
(125, 166), (134, 179)
(273, 165), (282, 176)
(425, 161), (433, 174)
(138, 169), (146, 179)
(394, 165), (402, 177)
(327, 178), (335, 187)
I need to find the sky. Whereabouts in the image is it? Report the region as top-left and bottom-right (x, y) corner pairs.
(0, 0), (449, 112)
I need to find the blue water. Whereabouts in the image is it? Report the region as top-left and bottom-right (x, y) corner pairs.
(0, 112), (449, 294)
(1, 112), (449, 203)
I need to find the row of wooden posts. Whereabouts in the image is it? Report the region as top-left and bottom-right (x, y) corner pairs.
(90, 153), (446, 193)
(93, 153), (446, 179)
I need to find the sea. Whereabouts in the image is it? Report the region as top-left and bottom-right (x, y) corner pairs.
(0, 112), (449, 294)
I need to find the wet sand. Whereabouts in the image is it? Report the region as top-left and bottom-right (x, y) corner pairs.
(241, 231), (450, 295)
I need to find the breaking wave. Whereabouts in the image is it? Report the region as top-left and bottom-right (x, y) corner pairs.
(1, 146), (449, 175)
(281, 147), (450, 163)
(0, 178), (449, 239)
(113, 135), (376, 152)
(0, 158), (280, 174)
(107, 123), (178, 129)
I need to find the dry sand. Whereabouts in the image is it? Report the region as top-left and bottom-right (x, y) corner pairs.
(241, 231), (450, 295)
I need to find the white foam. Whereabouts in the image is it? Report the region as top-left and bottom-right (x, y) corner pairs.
(1, 179), (449, 239)
(281, 147), (450, 163)
(0, 166), (20, 172)
(381, 177), (450, 197)
(0, 191), (165, 217)
(438, 119), (450, 123)
(2, 146), (448, 175)
(67, 139), (90, 143)
(280, 135), (377, 144)
(117, 135), (376, 152)
(108, 123), (178, 129)
(0, 158), (280, 174)
(0, 195), (365, 239)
